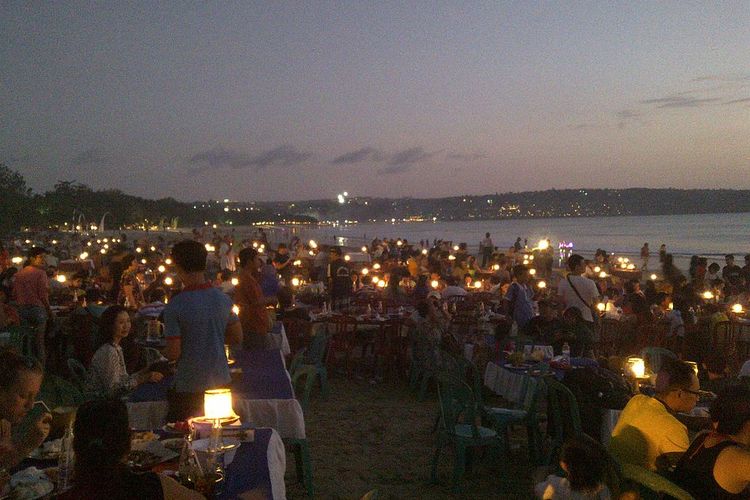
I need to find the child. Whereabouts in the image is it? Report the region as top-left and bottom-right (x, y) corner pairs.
(535, 438), (612, 499)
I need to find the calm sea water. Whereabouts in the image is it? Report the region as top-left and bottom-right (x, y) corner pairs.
(277, 212), (750, 270)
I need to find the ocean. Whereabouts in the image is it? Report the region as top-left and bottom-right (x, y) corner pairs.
(270, 212), (750, 270)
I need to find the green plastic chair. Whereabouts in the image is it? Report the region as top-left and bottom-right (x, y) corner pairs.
(67, 358), (89, 391)
(640, 347), (677, 374)
(37, 374), (86, 410)
(290, 329), (330, 412)
(284, 437), (314, 496)
(620, 463), (695, 500)
(431, 374), (502, 493)
(542, 376), (583, 466)
(484, 373), (544, 463)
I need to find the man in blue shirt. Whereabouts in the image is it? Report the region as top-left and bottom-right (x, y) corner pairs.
(164, 240), (243, 421)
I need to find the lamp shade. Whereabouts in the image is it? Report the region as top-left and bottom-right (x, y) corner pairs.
(626, 357), (646, 379)
(204, 389), (233, 420)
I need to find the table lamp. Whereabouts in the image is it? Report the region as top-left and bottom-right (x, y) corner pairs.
(626, 357), (646, 379)
(204, 388), (234, 452)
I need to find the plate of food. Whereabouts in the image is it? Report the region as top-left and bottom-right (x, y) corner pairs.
(1, 467), (54, 500)
(162, 421), (191, 435)
(28, 439), (62, 461)
(126, 441), (178, 471)
(161, 438), (185, 452)
(130, 431), (160, 448)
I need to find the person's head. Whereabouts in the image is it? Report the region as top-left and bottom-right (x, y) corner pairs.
(171, 240), (207, 273)
(567, 254), (586, 274)
(703, 352), (727, 377)
(416, 274), (428, 287)
(623, 279), (639, 294)
(277, 243), (288, 255)
(99, 305), (131, 344)
(710, 386), (750, 443)
(538, 300), (556, 320)
(708, 262), (720, 274)
(725, 254), (735, 266)
(0, 349), (43, 424)
(655, 358), (700, 413)
(559, 437), (608, 493)
(27, 247), (48, 267)
(238, 247), (261, 271)
(485, 232), (490, 238)
(745, 254), (750, 266)
(73, 399), (131, 475)
(512, 265), (529, 283)
(121, 254), (137, 271)
(329, 246), (342, 261)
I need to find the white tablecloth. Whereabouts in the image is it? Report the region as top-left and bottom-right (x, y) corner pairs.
(269, 322), (291, 356)
(266, 428), (288, 500)
(127, 397), (306, 439)
(483, 361), (527, 404)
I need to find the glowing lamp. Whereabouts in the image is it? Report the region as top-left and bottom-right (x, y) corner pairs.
(703, 291), (714, 300)
(157, 265), (166, 273)
(309, 240), (318, 249)
(732, 303), (744, 314)
(448, 255), (456, 261)
(140, 258), (147, 264)
(232, 304), (240, 315)
(593, 266), (601, 273)
(309, 250), (315, 256)
(431, 280), (439, 289)
(596, 302), (606, 312)
(252, 242), (258, 248)
(538, 239), (549, 250)
(87, 242), (92, 247)
(453, 245), (459, 251)
(291, 277), (300, 287)
(492, 264), (500, 271)
(136, 247), (143, 253)
(473, 281), (482, 289)
(626, 264), (635, 270)
(51, 239), (58, 245)
(361, 246), (368, 252)
(372, 276), (379, 284)
(668, 302), (674, 310)
(100, 249), (107, 254)
(421, 249), (428, 255)
(377, 280), (386, 288)
(103, 238), (108, 243)
(103, 244), (109, 249)
(396, 240), (403, 247)
(96, 239), (101, 244)
(538, 280), (547, 289)
(529, 269), (537, 276)
(529, 255), (534, 261)
(626, 357), (646, 379)
(373, 263), (381, 270)
(361, 268), (369, 275)
(164, 276), (173, 285)
(344, 255), (351, 262)
(620, 263), (627, 269)
(231, 277), (239, 286)
(293, 260), (302, 266)
(686, 361), (699, 376)
(165, 258), (172, 265)
(203, 389), (234, 420)
(598, 271), (607, 279)
(617, 257), (624, 263)
(150, 246), (156, 252)
(650, 274), (657, 280)
(79, 252), (89, 260)
(56, 275), (67, 283)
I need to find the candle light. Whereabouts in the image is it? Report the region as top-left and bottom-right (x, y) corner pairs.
(421, 249), (428, 255)
(373, 263), (381, 270)
(626, 357), (646, 379)
(529, 268), (537, 276)
(598, 271), (607, 279)
(232, 304), (240, 315)
(596, 302), (606, 312)
(79, 252), (89, 260)
(140, 258), (147, 264)
(538, 280), (547, 289)
(56, 275), (67, 283)
(136, 247), (143, 253)
(703, 291), (714, 300)
(100, 248), (107, 254)
(164, 276), (173, 285)
(293, 260), (302, 266)
(158, 265), (166, 273)
(448, 255), (456, 261)
(626, 264), (635, 270)
(150, 246), (156, 252)
(431, 280), (439, 289)
(361, 268), (369, 275)
(377, 280), (386, 288)
(309, 240), (318, 249)
(453, 245), (459, 251)
(372, 276), (379, 284)
(732, 303), (744, 314)
(203, 388), (234, 420)
(650, 274), (657, 280)
(291, 277), (300, 287)
(344, 255), (351, 261)
(594, 266), (601, 273)
(165, 258), (172, 265)
(231, 277), (239, 286)
(473, 280), (482, 289)
(492, 264), (500, 271)
(361, 246), (368, 252)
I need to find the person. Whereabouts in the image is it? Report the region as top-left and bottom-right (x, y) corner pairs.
(12, 247), (51, 365)
(742, 254), (750, 289)
(117, 254), (145, 309)
(56, 398), (202, 500)
(480, 232), (494, 268)
(412, 275), (430, 301)
(560, 307), (594, 357)
(164, 240), (243, 421)
(621, 279), (650, 320)
(87, 305), (164, 397)
(236, 248), (271, 351)
(722, 254), (743, 295)
(219, 235), (236, 273)
(609, 358), (699, 470)
(272, 243), (292, 284)
(706, 262), (723, 286)
(327, 247), (352, 310)
(534, 437), (612, 499)
(441, 276), (468, 300)
(700, 352), (730, 395)
(640, 243), (649, 271)
(658, 244), (667, 263)
(0, 349), (52, 470)
(556, 254), (600, 327)
(505, 265), (535, 333)
(526, 300), (562, 346)
(673, 385), (750, 498)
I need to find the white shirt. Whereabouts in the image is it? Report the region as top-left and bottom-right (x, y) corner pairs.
(557, 274), (600, 322)
(88, 343), (137, 396)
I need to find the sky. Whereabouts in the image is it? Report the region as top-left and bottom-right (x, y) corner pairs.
(2, 2), (750, 202)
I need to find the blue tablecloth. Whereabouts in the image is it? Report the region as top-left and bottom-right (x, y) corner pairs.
(130, 375), (173, 402)
(225, 428), (273, 499)
(233, 349), (294, 400)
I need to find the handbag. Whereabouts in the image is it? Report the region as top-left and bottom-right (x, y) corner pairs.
(566, 274), (600, 327)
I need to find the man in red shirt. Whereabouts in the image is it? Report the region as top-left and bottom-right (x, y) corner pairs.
(236, 248), (271, 351)
(12, 247), (51, 364)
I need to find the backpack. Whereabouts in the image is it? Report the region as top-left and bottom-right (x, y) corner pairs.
(563, 366), (634, 438)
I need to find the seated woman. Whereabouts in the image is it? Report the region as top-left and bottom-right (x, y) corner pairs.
(673, 385), (750, 498)
(56, 398), (202, 500)
(88, 305), (163, 397)
(0, 349), (52, 470)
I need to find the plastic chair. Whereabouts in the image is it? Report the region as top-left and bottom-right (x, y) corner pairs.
(290, 329), (330, 411)
(430, 374), (502, 493)
(484, 374), (544, 463)
(37, 374), (86, 410)
(640, 346), (677, 374)
(542, 376), (583, 466)
(620, 463), (695, 500)
(360, 489), (378, 500)
(143, 346), (165, 366)
(284, 437), (314, 496)
(67, 358), (89, 391)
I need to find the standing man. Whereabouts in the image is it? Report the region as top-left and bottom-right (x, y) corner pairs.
(480, 232), (494, 268)
(272, 243), (293, 284)
(640, 243), (650, 271)
(327, 247), (352, 310)
(13, 247), (51, 365)
(164, 240), (242, 421)
(236, 248), (271, 351)
(722, 254), (743, 295)
(556, 254), (600, 329)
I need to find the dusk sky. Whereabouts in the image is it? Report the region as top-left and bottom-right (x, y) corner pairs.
(2, 2), (749, 202)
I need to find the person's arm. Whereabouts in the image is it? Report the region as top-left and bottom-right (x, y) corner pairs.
(2, 412), (52, 469)
(163, 305), (181, 362)
(714, 446), (750, 492)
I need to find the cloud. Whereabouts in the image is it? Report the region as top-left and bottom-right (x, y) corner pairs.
(640, 95), (721, 108)
(691, 74), (750, 83)
(723, 97), (750, 105)
(378, 147), (435, 174)
(189, 145), (311, 171)
(71, 148), (110, 166)
(447, 152), (488, 161)
(331, 147), (383, 164)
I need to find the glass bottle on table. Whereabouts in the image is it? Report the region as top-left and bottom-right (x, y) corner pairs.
(58, 423), (75, 492)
